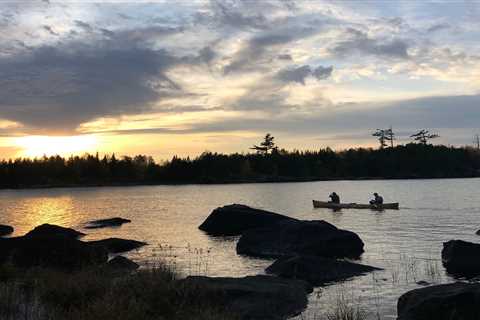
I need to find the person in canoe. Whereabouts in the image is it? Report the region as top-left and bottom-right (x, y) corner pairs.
(329, 192), (340, 204)
(369, 192), (383, 205)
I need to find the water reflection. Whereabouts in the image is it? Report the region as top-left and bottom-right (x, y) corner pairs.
(0, 179), (479, 319)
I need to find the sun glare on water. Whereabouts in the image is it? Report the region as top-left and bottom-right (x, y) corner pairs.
(15, 135), (98, 158)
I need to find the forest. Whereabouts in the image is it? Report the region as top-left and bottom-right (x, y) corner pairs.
(1, 143), (480, 189)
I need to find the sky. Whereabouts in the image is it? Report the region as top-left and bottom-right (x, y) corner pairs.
(0, 0), (479, 159)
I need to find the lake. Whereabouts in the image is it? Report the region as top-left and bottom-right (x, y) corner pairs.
(1, 178), (479, 319)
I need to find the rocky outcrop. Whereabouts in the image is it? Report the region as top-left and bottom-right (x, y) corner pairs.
(442, 240), (480, 276)
(199, 204), (295, 236)
(24, 224), (85, 239)
(266, 255), (381, 286)
(0, 225), (13, 237)
(397, 282), (480, 320)
(88, 238), (147, 254)
(180, 275), (312, 320)
(85, 217), (131, 229)
(0, 234), (107, 270)
(105, 256), (139, 272)
(237, 220), (364, 259)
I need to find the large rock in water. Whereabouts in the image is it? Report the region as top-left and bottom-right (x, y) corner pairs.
(88, 238), (147, 254)
(25, 224), (85, 239)
(0, 235), (107, 270)
(0, 225), (13, 237)
(180, 275), (312, 320)
(199, 204), (295, 236)
(105, 256), (139, 273)
(85, 217), (131, 229)
(237, 220), (364, 259)
(266, 255), (381, 286)
(397, 282), (480, 320)
(442, 240), (480, 276)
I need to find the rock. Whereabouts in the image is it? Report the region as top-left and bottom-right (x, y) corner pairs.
(181, 275), (312, 320)
(476, 230), (480, 236)
(88, 238), (147, 254)
(24, 224), (85, 239)
(442, 240), (480, 276)
(416, 280), (430, 286)
(237, 220), (364, 259)
(266, 255), (381, 286)
(199, 204), (296, 236)
(0, 225), (13, 237)
(105, 256), (139, 272)
(85, 217), (131, 229)
(0, 235), (107, 270)
(397, 282), (480, 320)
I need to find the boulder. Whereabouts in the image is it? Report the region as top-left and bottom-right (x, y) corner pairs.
(397, 282), (480, 320)
(0, 225), (13, 237)
(105, 256), (139, 272)
(442, 240), (480, 276)
(0, 235), (107, 270)
(237, 220), (364, 259)
(266, 255), (381, 286)
(24, 224), (85, 239)
(88, 238), (147, 254)
(199, 204), (296, 236)
(85, 217), (131, 229)
(181, 275), (312, 320)
(476, 230), (480, 236)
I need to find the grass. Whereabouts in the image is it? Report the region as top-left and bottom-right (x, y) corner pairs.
(0, 263), (239, 320)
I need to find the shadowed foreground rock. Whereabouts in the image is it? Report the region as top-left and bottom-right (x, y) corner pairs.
(180, 275), (312, 320)
(237, 220), (364, 259)
(25, 223), (85, 239)
(0, 225), (13, 237)
(442, 240), (480, 276)
(86, 217), (131, 229)
(88, 238), (147, 254)
(397, 282), (480, 320)
(199, 204), (295, 236)
(266, 255), (381, 286)
(0, 235), (108, 270)
(105, 256), (139, 272)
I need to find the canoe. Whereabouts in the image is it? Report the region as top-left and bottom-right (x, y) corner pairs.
(312, 200), (399, 210)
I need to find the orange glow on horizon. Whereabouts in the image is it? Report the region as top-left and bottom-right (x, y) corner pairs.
(14, 135), (98, 158)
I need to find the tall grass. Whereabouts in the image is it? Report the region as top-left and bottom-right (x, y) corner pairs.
(0, 263), (238, 320)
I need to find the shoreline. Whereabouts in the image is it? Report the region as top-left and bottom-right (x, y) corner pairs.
(1, 174), (479, 191)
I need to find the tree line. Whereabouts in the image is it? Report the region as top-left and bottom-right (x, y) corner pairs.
(1, 141), (480, 188)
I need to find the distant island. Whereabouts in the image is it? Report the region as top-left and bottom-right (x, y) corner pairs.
(1, 142), (480, 189)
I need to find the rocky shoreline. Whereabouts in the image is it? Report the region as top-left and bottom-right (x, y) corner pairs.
(2, 205), (480, 319)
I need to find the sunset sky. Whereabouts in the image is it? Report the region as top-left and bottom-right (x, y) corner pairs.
(0, 0), (479, 160)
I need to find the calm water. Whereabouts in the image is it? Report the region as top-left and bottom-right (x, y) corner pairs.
(1, 179), (480, 319)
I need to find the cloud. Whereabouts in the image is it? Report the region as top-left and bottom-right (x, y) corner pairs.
(275, 65), (333, 84)
(330, 28), (409, 59)
(42, 25), (58, 36)
(223, 26), (317, 74)
(0, 39), (184, 133)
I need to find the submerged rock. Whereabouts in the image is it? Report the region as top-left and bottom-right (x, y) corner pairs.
(0, 225), (13, 237)
(237, 220), (364, 259)
(266, 255), (381, 286)
(105, 256), (139, 272)
(397, 282), (480, 320)
(181, 275), (312, 320)
(199, 204), (295, 236)
(85, 217), (131, 229)
(442, 240), (480, 276)
(88, 238), (147, 254)
(25, 224), (85, 239)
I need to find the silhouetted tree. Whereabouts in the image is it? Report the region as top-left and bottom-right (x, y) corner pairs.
(410, 129), (439, 145)
(372, 129), (388, 149)
(474, 134), (480, 150)
(251, 133), (276, 155)
(385, 127), (395, 148)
